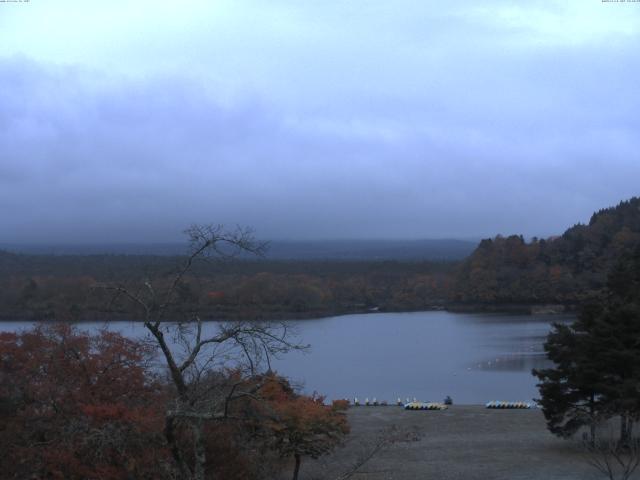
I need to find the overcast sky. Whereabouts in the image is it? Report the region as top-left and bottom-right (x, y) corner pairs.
(1, 0), (639, 243)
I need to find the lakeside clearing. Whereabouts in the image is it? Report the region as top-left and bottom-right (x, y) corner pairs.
(294, 406), (598, 480)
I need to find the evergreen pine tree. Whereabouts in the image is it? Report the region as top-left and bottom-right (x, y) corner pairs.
(534, 245), (640, 443)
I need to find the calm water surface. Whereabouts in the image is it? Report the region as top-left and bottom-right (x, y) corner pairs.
(272, 311), (573, 404)
(0, 311), (572, 404)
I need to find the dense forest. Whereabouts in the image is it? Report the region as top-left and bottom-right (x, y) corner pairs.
(0, 253), (454, 321)
(453, 197), (640, 308)
(1, 197), (639, 321)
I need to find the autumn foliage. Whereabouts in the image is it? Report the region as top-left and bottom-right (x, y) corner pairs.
(257, 375), (350, 480)
(0, 324), (167, 479)
(454, 197), (640, 306)
(0, 325), (350, 480)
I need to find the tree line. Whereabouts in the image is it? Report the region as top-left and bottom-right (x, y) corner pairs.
(0, 254), (454, 321)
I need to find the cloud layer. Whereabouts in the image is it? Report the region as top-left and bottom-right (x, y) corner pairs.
(1, 1), (639, 242)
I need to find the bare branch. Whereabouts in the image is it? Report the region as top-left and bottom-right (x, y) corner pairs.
(177, 318), (203, 373)
(335, 425), (422, 480)
(582, 435), (640, 480)
(94, 224), (302, 480)
(93, 283), (151, 319)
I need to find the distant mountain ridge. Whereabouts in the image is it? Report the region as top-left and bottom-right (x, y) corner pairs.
(265, 239), (476, 261)
(0, 238), (477, 261)
(452, 197), (640, 306)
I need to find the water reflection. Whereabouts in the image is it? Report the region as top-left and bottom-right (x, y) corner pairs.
(471, 353), (550, 372)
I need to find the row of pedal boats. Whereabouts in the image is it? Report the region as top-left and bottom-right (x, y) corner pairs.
(351, 398), (533, 410)
(404, 401), (532, 410)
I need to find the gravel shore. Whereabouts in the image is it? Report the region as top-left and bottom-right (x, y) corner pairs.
(293, 406), (603, 480)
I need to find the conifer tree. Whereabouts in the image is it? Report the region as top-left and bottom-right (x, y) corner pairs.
(534, 245), (640, 443)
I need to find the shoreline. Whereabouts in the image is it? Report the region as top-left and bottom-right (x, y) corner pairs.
(296, 405), (593, 480)
(0, 303), (574, 323)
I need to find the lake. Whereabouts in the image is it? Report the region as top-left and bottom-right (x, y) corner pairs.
(0, 311), (572, 405)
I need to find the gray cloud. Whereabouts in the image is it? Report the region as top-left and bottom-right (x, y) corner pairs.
(1, 1), (639, 243)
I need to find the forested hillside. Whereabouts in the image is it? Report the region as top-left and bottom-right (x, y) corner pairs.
(453, 197), (640, 306)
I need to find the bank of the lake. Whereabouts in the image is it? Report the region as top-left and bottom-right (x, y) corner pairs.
(0, 300), (575, 323)
(295, 406), (595, 480)
(446, 303), (575, 315)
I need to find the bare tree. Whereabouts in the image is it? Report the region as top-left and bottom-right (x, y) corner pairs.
(582, 431), (640, 480)
(96, 224), (304, 480)
(334, 425), (421, 480)
(305, 425), (421, 480)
